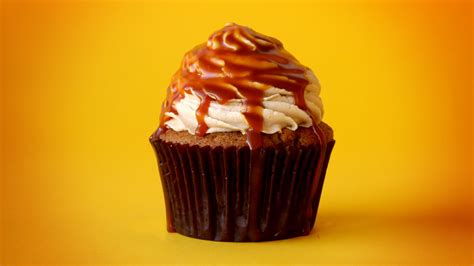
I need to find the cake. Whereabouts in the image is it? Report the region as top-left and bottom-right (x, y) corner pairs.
(150, 23), (335, 241)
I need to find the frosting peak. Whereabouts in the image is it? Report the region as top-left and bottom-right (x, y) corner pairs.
(159, 23), (324, 149)
(207, 23), (282, 52)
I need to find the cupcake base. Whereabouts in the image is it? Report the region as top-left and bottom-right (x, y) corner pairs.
(150, 129), (335, 242)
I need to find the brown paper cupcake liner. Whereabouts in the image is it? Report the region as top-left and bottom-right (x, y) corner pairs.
(150, 139), (335, 242)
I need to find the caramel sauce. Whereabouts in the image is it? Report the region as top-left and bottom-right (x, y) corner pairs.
(158, 23), (319, 150)
(195, 94), (211, 136)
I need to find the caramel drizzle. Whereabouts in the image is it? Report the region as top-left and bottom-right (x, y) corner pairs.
(159, 23), (315, 150)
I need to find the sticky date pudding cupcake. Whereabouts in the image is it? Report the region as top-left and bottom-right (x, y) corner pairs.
(150, 23), (335, 242)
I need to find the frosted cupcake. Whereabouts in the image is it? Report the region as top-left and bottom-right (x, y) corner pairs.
(150, 23), (335, 241)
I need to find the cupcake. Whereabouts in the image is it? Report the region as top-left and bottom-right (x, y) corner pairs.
(150, 23), (335, 242)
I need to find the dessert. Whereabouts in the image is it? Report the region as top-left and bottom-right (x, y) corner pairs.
(150, 23), (335, 241)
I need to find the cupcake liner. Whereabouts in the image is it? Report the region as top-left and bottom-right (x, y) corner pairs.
(150, 138), (335, 242)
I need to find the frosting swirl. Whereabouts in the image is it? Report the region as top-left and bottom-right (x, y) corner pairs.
(159, 23), (324, 149)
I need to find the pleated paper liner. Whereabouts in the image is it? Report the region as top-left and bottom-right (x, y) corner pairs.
(151, 139), (335, 242)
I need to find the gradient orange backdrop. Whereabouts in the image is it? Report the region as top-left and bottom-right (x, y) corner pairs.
(1, 0), (472, 264)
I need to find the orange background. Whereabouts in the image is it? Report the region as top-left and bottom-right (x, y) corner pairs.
(1, 0), (472, 264)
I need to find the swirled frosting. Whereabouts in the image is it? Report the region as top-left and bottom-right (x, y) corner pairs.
(158, 23), (324, 149)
